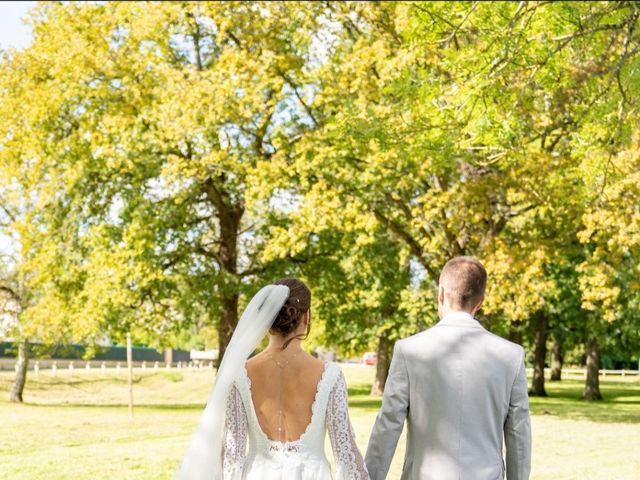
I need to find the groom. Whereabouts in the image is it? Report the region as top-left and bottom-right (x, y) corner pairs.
(366, 256), (531, 480)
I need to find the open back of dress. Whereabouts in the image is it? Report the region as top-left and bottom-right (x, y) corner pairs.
(245, 358), (327, 442)
(222, 361), (369, 480)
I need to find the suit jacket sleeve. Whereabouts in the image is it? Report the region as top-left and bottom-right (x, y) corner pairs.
(365, 341), (410, 480)
(504, 347), (532, 480)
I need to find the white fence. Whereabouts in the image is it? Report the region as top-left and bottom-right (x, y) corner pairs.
(4, 360), (215, 377)
(525, 367), (639, 378)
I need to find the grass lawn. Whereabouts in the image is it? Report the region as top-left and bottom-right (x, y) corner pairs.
(1, 365), (639, 479)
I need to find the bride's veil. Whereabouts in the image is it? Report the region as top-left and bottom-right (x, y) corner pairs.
(175, 284), (290, 480)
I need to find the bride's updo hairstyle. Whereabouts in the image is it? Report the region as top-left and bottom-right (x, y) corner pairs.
(271, 278), (311, 349)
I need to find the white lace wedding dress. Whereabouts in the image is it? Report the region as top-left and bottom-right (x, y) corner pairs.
(222, 362), (369, 480)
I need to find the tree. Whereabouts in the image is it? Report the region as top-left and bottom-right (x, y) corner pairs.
(290, 2), (640, 392)
(0, 2), (326, 363)
(2, 2), (639, 399)
(578, 145), (640, 399)
(0, 103), (35, 402)
(550, 337), (563, 381)
(0, 281), (26, 402)
(548, 260), (584, 382)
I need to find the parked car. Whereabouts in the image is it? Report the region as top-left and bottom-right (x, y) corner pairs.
(362, 352), (378, 366)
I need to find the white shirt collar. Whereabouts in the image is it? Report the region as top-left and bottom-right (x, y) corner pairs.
(438, 311), (483, 328)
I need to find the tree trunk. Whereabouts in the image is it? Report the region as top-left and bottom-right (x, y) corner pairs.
(10, 340), (29, 403)
(203, 177), (244, 370)
(583, 337), (603, 400)
(214, 196), (242, 369)
(530, 313), (548, 396)
(507, 320), (523, 346)
(550, 336), (563, 381)
(370, 335), (393, 396)
(217, 293), (239, 369)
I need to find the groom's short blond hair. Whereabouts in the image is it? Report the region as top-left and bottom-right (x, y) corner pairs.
(439, 256), (487, 310)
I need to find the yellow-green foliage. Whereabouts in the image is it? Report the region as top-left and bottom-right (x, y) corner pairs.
(1, 2), (639, 354)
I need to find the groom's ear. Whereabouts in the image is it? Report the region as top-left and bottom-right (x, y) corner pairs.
(473, 295), (485, 314)
(438, 286), (445, 305)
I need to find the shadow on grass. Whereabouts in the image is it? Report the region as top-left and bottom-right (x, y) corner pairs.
(349, 378), (640, 424)
(0, 400), (206, 410)
(0, 372), (181, 392)
(348, 397), (382, 411)
(3, 374), (638, 424)
(347, 383), (383, 411)
(348, 385), (371, 396)
(521, 380), (640, 424)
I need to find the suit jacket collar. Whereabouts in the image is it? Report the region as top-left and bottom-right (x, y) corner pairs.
(437, 311), (484, 329)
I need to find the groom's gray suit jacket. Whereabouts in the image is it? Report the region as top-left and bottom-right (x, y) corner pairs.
(365, 312), (531, 480)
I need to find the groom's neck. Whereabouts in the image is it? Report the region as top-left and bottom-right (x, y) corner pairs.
(440, 307), (475, 319)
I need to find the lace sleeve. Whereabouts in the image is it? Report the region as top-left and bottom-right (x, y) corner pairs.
(222, 383), (247, 479)
(326, 368), (370, 480)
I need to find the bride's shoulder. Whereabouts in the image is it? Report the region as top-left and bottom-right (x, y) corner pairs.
(301, 356), (340, 384)
(244, 351), (270, 373)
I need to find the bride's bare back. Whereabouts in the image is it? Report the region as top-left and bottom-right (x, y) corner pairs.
(246, 350), (326, 442)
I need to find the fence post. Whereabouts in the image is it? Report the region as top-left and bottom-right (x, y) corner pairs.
(52, 362), (57, 377)
(69, 361), (74, 375)
(127, 332), (133, 420)
(34, 361), (39, 378)
(101, 362), (106, 376)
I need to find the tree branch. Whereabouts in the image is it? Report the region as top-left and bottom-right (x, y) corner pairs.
(372, 207), (439, 283)
(280, 72), (319, 127)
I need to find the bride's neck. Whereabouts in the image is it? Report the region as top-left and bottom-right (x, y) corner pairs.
(266, 334), (303, 352)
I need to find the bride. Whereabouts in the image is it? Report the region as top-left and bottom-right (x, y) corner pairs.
(176, 278), (369, 480)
